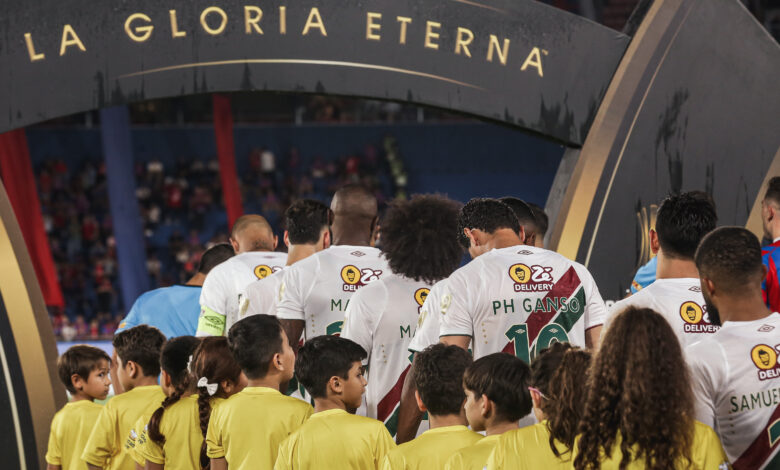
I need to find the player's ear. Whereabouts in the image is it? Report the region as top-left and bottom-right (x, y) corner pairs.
(229, 237), (240, 253)
(481, 396), (492, 418)
(329, 375), (343, 394)
(273, 235), (279, 250)
(701, 278), (716, 297)
(525, 232), (536, 247)
(71, 373), (85, 392)
(126, 360), (138, 379)
(321, 228), (331, 250)
(283, 231), (290, 248)
(649, 229), (660, 254)
(518, 226), (526, 244)
(272, 352), (284, 372)
(414, 390), (427, 413)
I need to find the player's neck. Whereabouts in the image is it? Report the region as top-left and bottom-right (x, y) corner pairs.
(286, 244), (317, 266)
(186, 273), (205, 286)
(655, 252), (699, 280)
(484, 420), (519, 436)
(129, 376), (160, 389)
(719, 294), (773, 323)
(331, 234), (372, 247)
(70, 391), (94, 403)
(486, 229), (523, 251)
(428, 413), (468, 429)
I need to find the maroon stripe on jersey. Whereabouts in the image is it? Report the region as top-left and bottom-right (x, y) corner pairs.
(502, 342), (515, 355)
(526, 266), (581, 343)
(377, 364), (411, 422)
(733, 403), (780, 470)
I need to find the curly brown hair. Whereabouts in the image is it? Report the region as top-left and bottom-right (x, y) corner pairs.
(574, 307), (694, 470)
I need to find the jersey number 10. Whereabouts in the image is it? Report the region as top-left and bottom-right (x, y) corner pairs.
(505, 323), (570, 363)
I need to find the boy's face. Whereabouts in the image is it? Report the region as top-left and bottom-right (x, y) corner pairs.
(463, 388), (487, 432)
(80, 359), (112, 400)
(341, 361), (367, 411)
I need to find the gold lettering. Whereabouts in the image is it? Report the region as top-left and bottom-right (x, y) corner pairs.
(454, 27), (474, 57)
(125, 13), (154, 42)
(169, 10), (186, 38)
(200, 6), (228, 36)
(244, 6), (264, 34)
(59, 24), (86, 56)
(302, 7), (327, 36)
(279, 6), (287, 34)
(487, 35), (509, 65)
(24, 33), (44, 62)
(366, 12), (381, 41)
(396, 16), (412, 45)
(521, 47), (544, 77)
(424, 21), (441, 50)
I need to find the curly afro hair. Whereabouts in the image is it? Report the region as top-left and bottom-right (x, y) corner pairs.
(380, 194), (463, 284)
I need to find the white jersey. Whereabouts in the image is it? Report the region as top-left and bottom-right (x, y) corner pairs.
(196, 251), (286, 336)
(342, 273), (432, 438)
(608, 278), (718, 348)
(408, 278), (449, 353)
(688, 313), (780, 468)
(440, 245), (606, 361)
(236, 268), (286, 329)
(276, 245), (389, 339)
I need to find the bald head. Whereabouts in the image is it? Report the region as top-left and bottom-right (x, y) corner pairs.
(330, 185), (379, 246)
(230, 215), (278, 253)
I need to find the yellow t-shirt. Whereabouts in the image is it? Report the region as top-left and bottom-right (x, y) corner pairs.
(81, 385), (166, 470)
(207, 386), (313, 469)
(486, 422), (571, 470)
(381, 425), (483, 470)
(136, 395), (203, 469)
(125, 416), (148, 466)
(571, 421), (728, 469)
(445, 434), (501, 470)
(46, 400), (104, 470)
(275, 408), (396, 470)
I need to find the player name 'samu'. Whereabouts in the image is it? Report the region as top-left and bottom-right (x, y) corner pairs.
(21, 5), (548, 77)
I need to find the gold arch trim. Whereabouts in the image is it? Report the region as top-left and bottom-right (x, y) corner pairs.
(118, 59), (485, 90)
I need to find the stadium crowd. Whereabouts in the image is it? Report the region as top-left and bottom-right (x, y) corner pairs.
(42, 138), (401, 341)
(46, 180), (780, 470)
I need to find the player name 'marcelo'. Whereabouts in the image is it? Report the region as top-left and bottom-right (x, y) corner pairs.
(22, 5), (547, 77)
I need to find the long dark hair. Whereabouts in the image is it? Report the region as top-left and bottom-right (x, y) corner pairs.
(190, 337), (243, 469)
(574, 307), (694, 470)
(147, 336), (201, 445)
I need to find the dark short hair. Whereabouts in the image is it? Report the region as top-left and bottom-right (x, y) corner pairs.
(500, 197), (537, 233)
(57, 345), (111, 394)
(463, 353), (532, 422)
(113, 325), (165, 378)
(765, 177), (780, 205)
(655, 192), (717, 259)
(458, 198), (520, 248)
(227, 315), (284, 380)
(526, 202), (549, 237)
(381, 194), (463, 284)
(284, 199), (331, 244)
(296, 335), (366, 399)
(159, 336), (201, 387)
(198, 243), (235, 275)
(413, 344), (473, 416)
(695, 226), (764, 293)
(530, 342), (573, 396)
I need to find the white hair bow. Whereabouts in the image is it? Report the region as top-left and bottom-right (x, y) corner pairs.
(186, 355), (194, 374)
(197, 377), (218, 396)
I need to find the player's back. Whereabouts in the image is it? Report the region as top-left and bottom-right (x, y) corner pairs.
(609, 278), (718, 348)
(440, 245), (606, 360)
(275, 409), (395, 470)
(382, 425), (482, 470)
(342, 273), (432, 435)
(277, 245), (389, 339)
(237, 269), (285, 327)
(46, 400), (104, 470)
(118, 285), (202, 338)
(688, 312), (780, 468)
(199, 251), (286, 335)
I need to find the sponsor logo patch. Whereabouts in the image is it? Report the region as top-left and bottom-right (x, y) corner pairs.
(679, 301), (718, 334)
(340, 265), (382, 291)
(508, 263), (554, 292)
(254, 264), (281, 279)
(752, 344), (780, 381)
(414, 287), (430, 313)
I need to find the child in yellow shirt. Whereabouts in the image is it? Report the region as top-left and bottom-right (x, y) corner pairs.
(82, 325), (166, 470)
(275, 335), (396, 470)
(207, 315), (310, 470)
(382, 344), (481, 470)
(46, 345), (112, 470)
(133, 336), (201, 470)
(445, 353), (532, 470)
(486, 343), (591, 469)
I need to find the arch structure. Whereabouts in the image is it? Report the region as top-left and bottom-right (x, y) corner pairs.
(0, 0), (777, 466)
